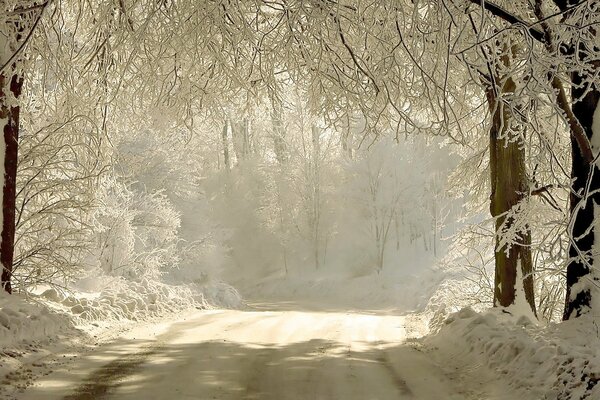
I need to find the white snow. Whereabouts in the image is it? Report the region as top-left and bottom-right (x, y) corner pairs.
(4, 275), (600, 400)
(10, 306), (512, 400)
(1, 2), (596, 399)
(504, 258), (537, 320)
(428, 307), (600, 399)
(0, 278), (243, 398)
(37, 277), (243, 324)
(238, 269), (442, 315)
(0, 290), (73, 349)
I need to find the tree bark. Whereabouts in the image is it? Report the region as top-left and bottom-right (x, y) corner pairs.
(0, 71), (23, 294)
(563, 71), (600, 320)
(485, 76), (536, 315)
(461, 0), (599, 319)
(553, 0), (600, 320)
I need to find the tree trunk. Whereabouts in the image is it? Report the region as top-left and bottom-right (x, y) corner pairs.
(563, 73), (600, 320)
(311, 126), (321, 270)
(0, 3), (35, 294)
(231, 118), (250, 162)
(341, 112), (353, 159)
(0, 71), (23, 294)
(554, 0), (600, 320)
(269, 91), (288, 164)
(485, 78), (536, 315)
(221, 121), (230, 170)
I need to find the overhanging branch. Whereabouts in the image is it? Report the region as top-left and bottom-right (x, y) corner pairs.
(468, 0), (546, 43)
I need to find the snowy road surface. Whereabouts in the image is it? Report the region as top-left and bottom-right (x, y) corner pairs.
(18, 305), (497, 400)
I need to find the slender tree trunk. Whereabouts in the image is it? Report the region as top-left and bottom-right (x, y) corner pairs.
(269, 91), (288, 164)
(242, 118), (250, 156)
(311, 126), (321, 270)
(0, 69), (23, 294)
(342, 112), (353, 159)
(485, 77), (536, 315)
(221, 121), (230, 171)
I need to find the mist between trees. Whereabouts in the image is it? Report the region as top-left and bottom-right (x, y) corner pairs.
(0, 0), (599, 323)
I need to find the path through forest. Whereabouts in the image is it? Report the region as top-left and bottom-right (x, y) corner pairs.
(16, 304), (516, 400)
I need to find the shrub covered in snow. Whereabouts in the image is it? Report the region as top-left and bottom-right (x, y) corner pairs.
(39, 277), (243, 323)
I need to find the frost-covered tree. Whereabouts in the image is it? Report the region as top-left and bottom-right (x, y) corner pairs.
(448, 0), (599, 319)
(361, 0), (600, 318)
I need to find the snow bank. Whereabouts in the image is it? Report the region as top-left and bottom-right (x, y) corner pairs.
(39, 278), (244, 323)
(0, 277), (243, 398)
(0, 291), (74, 349)
(427, 307), (600, 399)
(1, 277), (243, 349)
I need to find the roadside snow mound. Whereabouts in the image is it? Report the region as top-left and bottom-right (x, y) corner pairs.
(0, 291), (74, 348)
(39, 278), (244, 323)
(1, 278), (243, 398)
(201, 280), (245, 309)
(427, 307), (600, 400)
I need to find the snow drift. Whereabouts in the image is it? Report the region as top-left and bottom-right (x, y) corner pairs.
(427, 307), (600, 399)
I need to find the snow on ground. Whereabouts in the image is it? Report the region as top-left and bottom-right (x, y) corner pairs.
(5, 268), (600, 400)
(0, 290), (77, 395)
(236, 267), (444, 315)
(238, 273), (600, 399)
(0, 291), (74, 351)
(0, 278), (243, 399)
(427, 307), (600, 400)
(14, 306), (488, 400)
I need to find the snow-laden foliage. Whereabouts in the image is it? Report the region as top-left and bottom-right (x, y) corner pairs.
(92, 179), (181, 279)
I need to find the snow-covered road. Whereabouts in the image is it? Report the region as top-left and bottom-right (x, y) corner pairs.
(18, 305), (487, 400)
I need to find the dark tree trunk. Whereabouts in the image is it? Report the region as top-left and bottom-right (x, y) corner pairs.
(485, 76), (536, 315)
(554, 0), (600, 320)
(0, 72), (23, 294)
(563, 74), (600, 320)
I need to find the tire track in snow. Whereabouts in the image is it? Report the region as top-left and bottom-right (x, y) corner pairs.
(62, 347), (157, 400)
(59, 320), (189, 400)
(376, 352), (414, 397)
